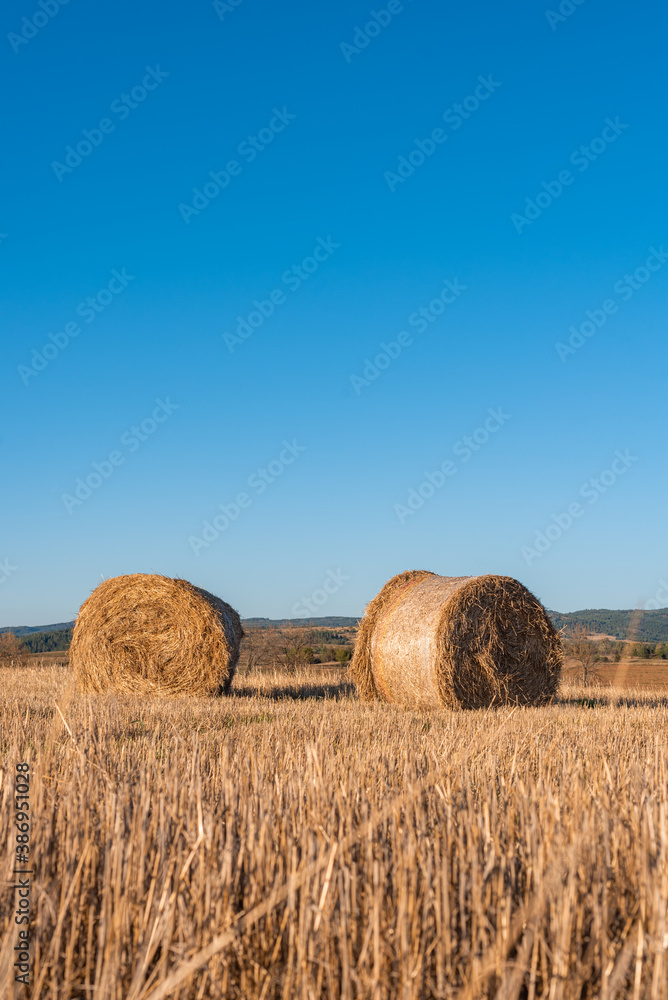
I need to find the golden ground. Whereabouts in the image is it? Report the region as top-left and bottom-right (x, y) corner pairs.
(1, 660), (667, 999)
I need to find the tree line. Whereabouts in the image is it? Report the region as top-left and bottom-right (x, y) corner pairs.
(239, 627), (353, 672)
(550, 608), (668, 643)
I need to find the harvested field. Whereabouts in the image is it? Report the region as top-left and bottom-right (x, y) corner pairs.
(562, 656), (668, 688)
(1, 661), (668, 999)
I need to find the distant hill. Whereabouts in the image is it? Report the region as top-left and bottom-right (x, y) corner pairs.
(0, 616), (362, 653)
(241, 612), (668, 641)
(21, 627), (73, 653)
(4, 610), (668, 651)
(1, 617), (361, 636)
(243, 617), (360, 628)
(0, 621), (75, 636)
(547, 609), (668, 643)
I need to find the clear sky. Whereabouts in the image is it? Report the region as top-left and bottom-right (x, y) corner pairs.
(1, 0), (666, 625)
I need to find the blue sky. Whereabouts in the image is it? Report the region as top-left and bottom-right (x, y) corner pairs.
(1, 0), (666, 625)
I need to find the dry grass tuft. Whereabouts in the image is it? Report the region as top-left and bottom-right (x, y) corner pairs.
(70, 573), (243, 696)
(351, 570), (562, 709)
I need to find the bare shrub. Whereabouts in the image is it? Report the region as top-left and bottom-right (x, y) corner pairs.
(0, 631), (27, 665)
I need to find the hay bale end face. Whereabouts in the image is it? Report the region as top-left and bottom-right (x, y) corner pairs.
(71, 574), (243, 696)
(351, 571), (562, 709)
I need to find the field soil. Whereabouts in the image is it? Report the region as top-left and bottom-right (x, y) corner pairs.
(1, 661), (667, 999)
(562, 655), (668, 687)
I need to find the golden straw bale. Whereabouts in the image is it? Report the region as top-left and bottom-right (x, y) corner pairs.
(351, 571), (561, 709)
(70, 573), (243, 696)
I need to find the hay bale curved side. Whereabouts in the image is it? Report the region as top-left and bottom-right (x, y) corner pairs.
(351, 571), (561, 709)
(436, 575), (561, 709)
(350, 569), (434, 701)
(70, 574), (244, 696)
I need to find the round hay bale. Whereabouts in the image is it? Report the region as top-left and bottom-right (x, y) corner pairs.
(71, 574), (243, 696)
(351, 570), (561, 709)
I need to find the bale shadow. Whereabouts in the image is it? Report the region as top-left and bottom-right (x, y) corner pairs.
(610, 693), (668, 708)
(557, 695), (609, 708)
(558, 693), (668, 709)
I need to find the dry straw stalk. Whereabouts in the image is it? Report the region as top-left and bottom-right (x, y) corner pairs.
(351, 570), (561, 709)
(70, 573), (243, 696)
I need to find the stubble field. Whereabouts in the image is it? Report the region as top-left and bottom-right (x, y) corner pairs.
(1, 660), (667, 999)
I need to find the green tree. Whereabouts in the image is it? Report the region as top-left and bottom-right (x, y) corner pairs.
(21, 627), (73, 653)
